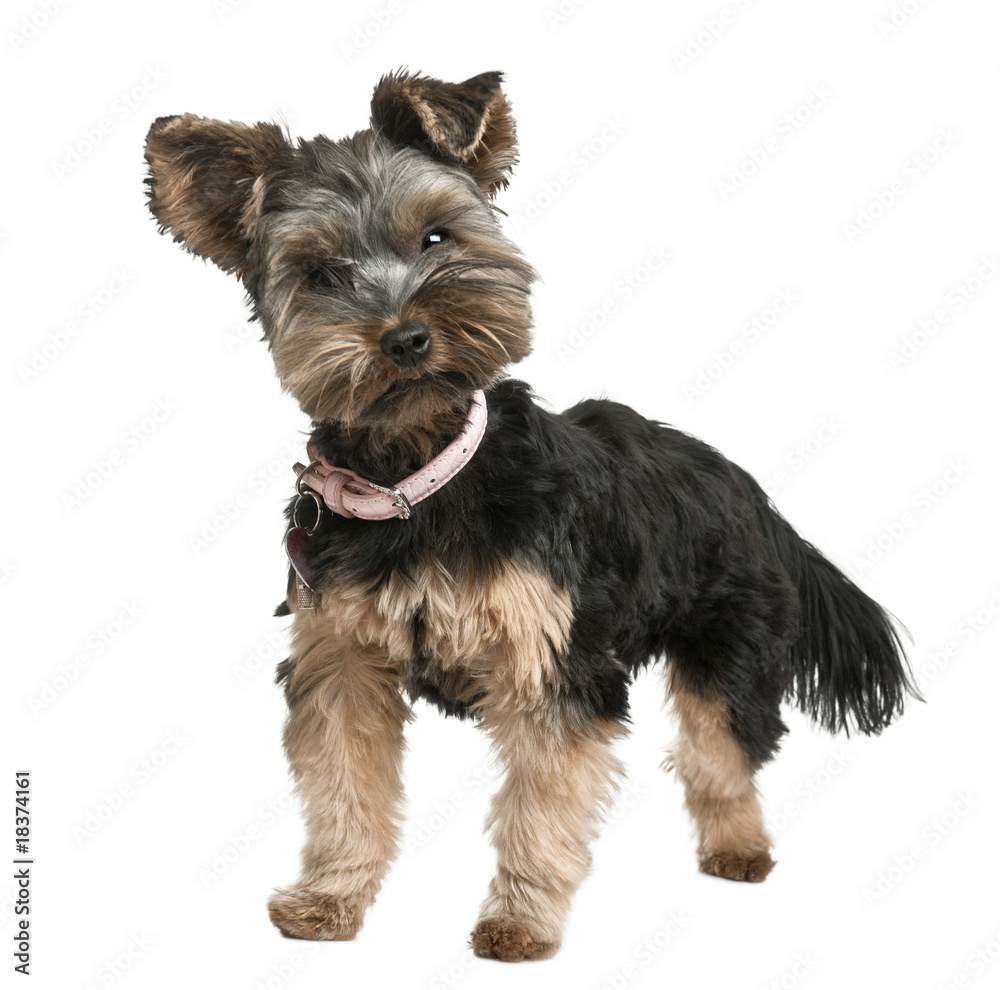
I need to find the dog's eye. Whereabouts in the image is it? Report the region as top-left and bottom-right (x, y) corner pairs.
(305, 262), (347, 290)
(422, 230), (449, 251)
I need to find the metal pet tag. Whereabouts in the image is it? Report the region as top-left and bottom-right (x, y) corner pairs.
(285, 486), (323, 610)
(285, 526), (317, 610)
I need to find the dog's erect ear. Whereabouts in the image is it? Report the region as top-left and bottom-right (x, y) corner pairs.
(144, 114), (289, 276)
(370, 70), (518, 199)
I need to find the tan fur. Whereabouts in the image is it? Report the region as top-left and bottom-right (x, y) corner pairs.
(463, 91), (519, 198)
(144, 114), (286, 276)
(369, 71), (518, 198)
(271, 559), (583, 943)
(665, 679), (774, 882)
(267, 618), (411, 940)
(471, 708), (625, 960)
(266, 234), (534, 435)
(269, 315), (379, 429)
(472, 704), (625, 962)
(297, 559), (572, 703)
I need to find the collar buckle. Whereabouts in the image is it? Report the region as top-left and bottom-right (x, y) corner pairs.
(366, 481), (412, 520)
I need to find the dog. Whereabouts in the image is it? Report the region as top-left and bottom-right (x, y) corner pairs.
(143, 70), (917, 962)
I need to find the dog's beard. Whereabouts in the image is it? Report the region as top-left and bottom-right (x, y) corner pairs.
(268, 274), (534, 430)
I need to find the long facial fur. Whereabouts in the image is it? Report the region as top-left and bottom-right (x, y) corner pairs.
(146, 71), (918, 961)
(249, 133), (536, 439)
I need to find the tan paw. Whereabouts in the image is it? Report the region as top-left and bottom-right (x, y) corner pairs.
(470, 916), (559, 962)
(699, 849), (776, 882)
(267, 887), (363, 940)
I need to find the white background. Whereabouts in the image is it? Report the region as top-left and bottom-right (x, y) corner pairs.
(3, 1), (999, 988)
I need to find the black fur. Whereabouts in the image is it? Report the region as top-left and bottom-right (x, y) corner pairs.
(290, 379), (914, 767)
(731, 471), (918, 735)
(144, 71), (917, 785)
(145, 73), (920, 937)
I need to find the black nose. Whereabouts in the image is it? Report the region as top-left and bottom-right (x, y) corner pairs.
(381, 321), (430, 368)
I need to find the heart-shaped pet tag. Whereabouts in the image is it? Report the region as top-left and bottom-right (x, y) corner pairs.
(285, 526), (317, 591)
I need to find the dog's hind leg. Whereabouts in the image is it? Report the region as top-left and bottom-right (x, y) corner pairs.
(665, 667), (784, 882)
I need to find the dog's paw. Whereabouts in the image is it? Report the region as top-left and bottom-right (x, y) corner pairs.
(267, 887), (363, 941)
(699, 849), (775, 882)
(470, 916), (559, 962)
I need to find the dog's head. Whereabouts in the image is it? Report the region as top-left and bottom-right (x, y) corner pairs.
(144, 71), (536, 431)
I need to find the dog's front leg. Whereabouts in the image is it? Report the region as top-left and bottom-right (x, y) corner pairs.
(268, 613), (410, 941)
(471, 706), (625, 962)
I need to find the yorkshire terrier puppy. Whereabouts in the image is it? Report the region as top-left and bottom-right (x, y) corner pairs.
(144, 70), (916, 962)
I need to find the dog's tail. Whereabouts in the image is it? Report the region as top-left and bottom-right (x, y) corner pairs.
(733, 466), (920, 735)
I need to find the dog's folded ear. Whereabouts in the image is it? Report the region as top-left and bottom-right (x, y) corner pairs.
(144, 115), (289, 277)
(370, 70), (518, 199)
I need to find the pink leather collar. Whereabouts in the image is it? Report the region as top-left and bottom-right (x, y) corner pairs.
(292, 390), (488, 521)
